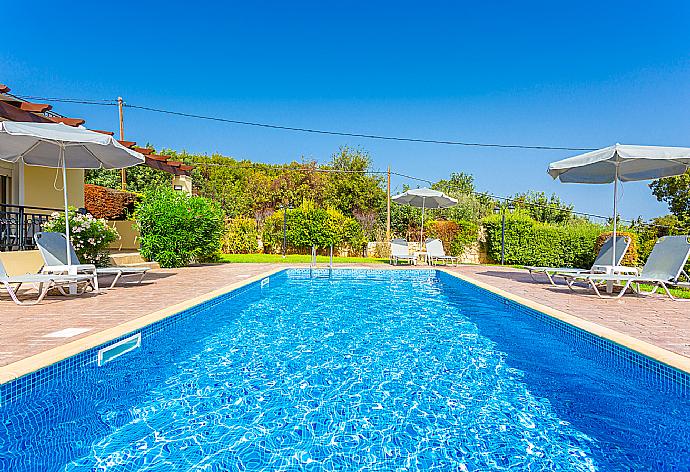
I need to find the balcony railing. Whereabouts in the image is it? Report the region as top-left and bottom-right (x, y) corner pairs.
(0, 203), (61, 252)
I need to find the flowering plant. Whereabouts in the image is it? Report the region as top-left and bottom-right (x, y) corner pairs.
(43, 208), (119, 267)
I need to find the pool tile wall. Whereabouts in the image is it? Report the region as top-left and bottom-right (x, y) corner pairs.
(0, 275), (269, 407)
(439, 271), (690, 396)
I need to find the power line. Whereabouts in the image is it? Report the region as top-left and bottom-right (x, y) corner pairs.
(21, 95), (677, 229)
(125, 103), (596, 151)
(16, 96), (117, 106)
(16, 95), (596, 151)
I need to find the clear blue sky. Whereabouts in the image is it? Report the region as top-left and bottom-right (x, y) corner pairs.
(4, 1), (689, 220)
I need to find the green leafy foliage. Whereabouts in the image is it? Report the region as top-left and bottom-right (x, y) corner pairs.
(223, 218), (260, 254)
(135, 188), (225, 268)
(425, 220), (479, 256)
(43, 208), (118, 267)
(650, 170), (690, 224)
(85, 165), (171, 194)
(162, 147), (384, 220)
(262, 202), (365, 254)
(511, 191), (574, 224)
(322, 147), (386, 216)
(483, 212), (603, 267)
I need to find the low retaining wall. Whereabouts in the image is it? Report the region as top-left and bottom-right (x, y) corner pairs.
(365, 240), (490, 264)
(108, 220), (139, 251)
(0, 250), (44, 276)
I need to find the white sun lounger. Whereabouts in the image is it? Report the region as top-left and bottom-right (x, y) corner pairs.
(426, 238), (458, 266)
(525, 235), (631, 285)
(35, 232), (150, 290)
(562, 235), (690, 300)
(389, 239), (416, 265)
(0, 259), (94, 305)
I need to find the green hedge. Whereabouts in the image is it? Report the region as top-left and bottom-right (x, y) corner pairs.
(483, 213), (602, 267)
(223, 218), (260, 254)
(262, 202), (366, 254)
(135, 188), (225, 268)
(425, 219), (478, 256)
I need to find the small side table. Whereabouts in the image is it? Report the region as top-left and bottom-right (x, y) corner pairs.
(413, 251), (428, 265)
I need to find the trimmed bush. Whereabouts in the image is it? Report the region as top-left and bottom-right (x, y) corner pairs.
(135, 188), (225, 268)
(43, 208), (118, 267)
(483, 212), (602, 267)
(223, 218), (259, 254)
(594, 231), (638, 266)
(262, 202), (366, 254)
(426, 220), (479, 256)
(84, 184), (139, 220)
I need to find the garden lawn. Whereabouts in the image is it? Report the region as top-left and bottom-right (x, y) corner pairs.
(637, 283), (690, 299)
(218, 254), (388, 264)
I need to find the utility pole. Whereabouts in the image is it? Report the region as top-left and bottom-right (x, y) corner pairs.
(386, 166), (391, 242)
(118, 97), (126, 190)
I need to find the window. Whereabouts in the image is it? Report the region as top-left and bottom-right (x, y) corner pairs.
(0, 175), (8, 205)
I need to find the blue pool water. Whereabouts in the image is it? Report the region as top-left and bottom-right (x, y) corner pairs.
(1, 269), (689, 471)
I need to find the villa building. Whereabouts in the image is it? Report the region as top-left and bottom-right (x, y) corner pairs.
(0, 82), (193, 255)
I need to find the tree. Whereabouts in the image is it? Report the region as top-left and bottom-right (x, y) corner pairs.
(511, 191), (573, 224)
(430, 172), (493, 222)
(85, 165), (171, 193)
(650, 170), (690, 223)
(322, 146), (386, 216)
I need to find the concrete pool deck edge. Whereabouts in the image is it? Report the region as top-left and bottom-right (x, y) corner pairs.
(440, 268), (690, 376)
(0, 267), (284, 384)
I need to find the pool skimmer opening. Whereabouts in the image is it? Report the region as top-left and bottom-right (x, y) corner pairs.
(98, 333), (141, 366)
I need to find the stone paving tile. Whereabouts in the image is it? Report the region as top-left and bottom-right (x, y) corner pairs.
(0, 263), (279, 367)
(0, 263), (689, 369)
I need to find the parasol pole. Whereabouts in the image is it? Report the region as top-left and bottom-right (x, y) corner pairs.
(420, 197), (426, 247)
(60, 144), (72, 266)
(611, 162), (619, 267)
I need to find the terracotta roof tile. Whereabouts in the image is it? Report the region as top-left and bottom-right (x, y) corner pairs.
(0, 84), (9, 93)
(19, 102), (52, 113)
(48, 116), (86, 127)
(92, 129), (115, 136)
(0, 101), (52, 123)
(117, 140), (136, 148)
(133, 146), (154, 155)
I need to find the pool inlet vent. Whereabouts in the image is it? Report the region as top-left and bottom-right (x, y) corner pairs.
(97, 333), (141, 366)
(261, 277), (270, 288)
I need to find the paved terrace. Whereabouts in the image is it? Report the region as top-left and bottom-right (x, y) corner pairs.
(0, 263), (688, 369)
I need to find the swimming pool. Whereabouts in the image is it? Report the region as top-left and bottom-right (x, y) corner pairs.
(1, 269), (689, 470)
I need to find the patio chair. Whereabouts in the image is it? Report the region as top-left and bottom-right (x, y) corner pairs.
(35, 232), (150, 290)
(0, 258), (94, 305)
(426, 238), (458, 266)
(389, 239), (416, 265)
(562, 235), (690, 300)
(525, 235), (631, 285)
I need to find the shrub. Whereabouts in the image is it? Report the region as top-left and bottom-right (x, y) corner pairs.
(135, 188), (225, 268)
(223, 218), (259, 254)
(43, 208), (118, 267)
(483, 212), (602, 267)
(84, 184), (139, 220)
(594, 231), (638, 266)
(426, 220), (479, 256)
(262, 202), (366, 254)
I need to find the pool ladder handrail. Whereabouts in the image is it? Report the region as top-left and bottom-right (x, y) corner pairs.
(309, 245), (334, 271)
